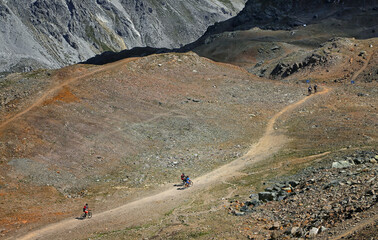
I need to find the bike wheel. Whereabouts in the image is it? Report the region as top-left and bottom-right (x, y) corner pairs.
(88, 211), (92, 218)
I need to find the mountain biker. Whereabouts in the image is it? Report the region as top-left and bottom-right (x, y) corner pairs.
(185, 176), (190, 187)
(308, 85), (312, 95)
(83, 203), (89, 218)
(181, 173), (186, 184)
(314, 84), (318, 93)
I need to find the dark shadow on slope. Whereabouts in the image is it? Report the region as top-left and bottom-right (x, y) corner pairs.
(84, 46), (174, 65)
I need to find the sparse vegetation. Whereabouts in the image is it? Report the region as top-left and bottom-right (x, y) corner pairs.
(1, 2), (377, 239)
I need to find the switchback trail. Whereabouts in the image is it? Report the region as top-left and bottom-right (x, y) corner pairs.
(15, 86), (330, 240)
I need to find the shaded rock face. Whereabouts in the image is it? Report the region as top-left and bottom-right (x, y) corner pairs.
(270, 53), (329, 78)
(212, 0), (377, 31)
(186, 0), (378, 49)
(0, 0), (246, 72)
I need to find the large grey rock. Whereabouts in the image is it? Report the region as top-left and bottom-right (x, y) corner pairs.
(258, 191), (277, 201)
(332, 160), (354, 168)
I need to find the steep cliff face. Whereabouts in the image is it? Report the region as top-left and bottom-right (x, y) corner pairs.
(0, 0), (246, 72)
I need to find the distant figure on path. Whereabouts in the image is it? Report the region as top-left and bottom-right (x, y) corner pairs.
(83, 203), (89, 218)
(308, 85), (312, 95)
(181, 173), (186, 184)
(314, 84), (318, 93)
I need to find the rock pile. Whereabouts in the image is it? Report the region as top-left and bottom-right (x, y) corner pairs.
(270, 53), (328, 79)
(229, 150), (377, 239)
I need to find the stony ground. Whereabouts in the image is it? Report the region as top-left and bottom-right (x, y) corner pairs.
(229, 150), (377, 239)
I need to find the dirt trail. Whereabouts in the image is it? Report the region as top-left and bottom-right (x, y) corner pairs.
(0, 58), (136, 132)
(14, 86), (330, 240)
(327, 50), (376, 240)
(350, 50), (373, 82)
(331, 213), (378, 240)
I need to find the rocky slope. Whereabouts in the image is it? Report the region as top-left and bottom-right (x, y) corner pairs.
(230, 150), (378, 239)
(0, 0), (246, 73)
(84, 0), (378, 67)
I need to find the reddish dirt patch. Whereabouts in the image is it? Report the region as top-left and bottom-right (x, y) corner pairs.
(42, 86), (80, 106)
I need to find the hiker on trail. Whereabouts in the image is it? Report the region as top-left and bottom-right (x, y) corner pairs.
(308, 85), (312, 95)
(83, 203), (89, 218)
(314, 84), (318, 93)
(181, 173), (186, 184)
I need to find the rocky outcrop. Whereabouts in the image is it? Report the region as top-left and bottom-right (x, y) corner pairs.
(229, 150), (378, 239)
(0, 0), (246, 73)
(270, 53), (328, 78)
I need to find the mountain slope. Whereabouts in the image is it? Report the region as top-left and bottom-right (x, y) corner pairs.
(84, 0), (378, 67)
(0, 0), (246, 73)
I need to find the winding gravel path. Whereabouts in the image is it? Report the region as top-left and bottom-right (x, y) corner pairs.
(14, 85), (330, 240)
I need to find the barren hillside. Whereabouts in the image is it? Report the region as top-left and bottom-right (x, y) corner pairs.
(0, 0), (377, 239)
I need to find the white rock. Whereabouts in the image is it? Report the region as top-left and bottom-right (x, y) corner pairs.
(309, 227), (319, 237)
(332, 160), (354, 168)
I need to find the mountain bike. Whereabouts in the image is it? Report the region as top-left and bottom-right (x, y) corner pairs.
(81, 210), (92, 219)
(185, 180), (193, 188)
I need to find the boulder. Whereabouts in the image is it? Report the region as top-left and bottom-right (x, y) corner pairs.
(353, 158), (363, 164)
(249, 193), (258, 199)
(240, 205), (250, 212)
(290, 227), (303, 237)
(319, 226), (327, 233)
(359, 51), (367, 56)
(332, 160), (354, 168)
(308, 227), (319, 238)
(270, 221), (281, 230)
(233, 210), (245, 216)
(264, 187), (273, 192)
(289, 180), (299, 187)
(250, 199), (261, 207)
(258, 192), (277, 201)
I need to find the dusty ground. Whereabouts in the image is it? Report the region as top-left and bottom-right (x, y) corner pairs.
(0, 51), (304, 238)
(0, 14), (377, 240)
(11, 82), (328, 240)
